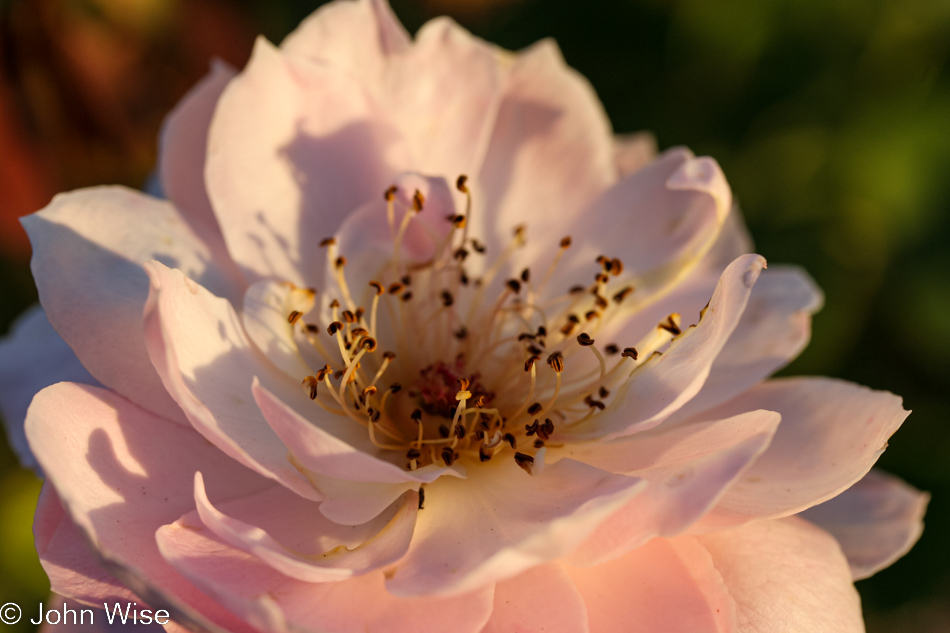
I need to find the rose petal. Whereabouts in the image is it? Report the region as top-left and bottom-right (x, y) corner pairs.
(381, 17), (504, 180)
(386, 457), (643, 596)
(564, 253), (766, 441)
(613, 131), (657, 177)
(281, 0), (410, 81)
(480, 563), (589, 633)
(802, 469), (928, 580)
(565, 537), (735, 633)
(667, 265), (823, 420)
(25, 382), (270, 633)
(22, 188), (243, 426)
(562, 410), (779, 566)
(35, 485), (139, 607)
(159, 61), (236, 248)
(192, 473), (417, 582)
(0, 306), (99, 471)
(242, 280), (316, 380)
(697, 378), (910, 527)
(206, 37), (410, 286)
(142, 261), (321, 500)
(156, 520), (494, 633)
(478, 39), (614, 262)
(697, 517), (864, 633)
(557, 148), (732, 294)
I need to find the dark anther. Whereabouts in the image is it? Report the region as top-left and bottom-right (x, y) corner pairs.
(527, 344), (543, 356)
(390, 382), (402, 393)
(302, 376), (318, 400)
(560, 236), (572, 249)
(506, 279), (522, 293)
(441, 447), (456, 466)
(577, 332), (595, 346)
(288, 311), (303, 325)
(518, 333), (536, 341)
(455, 326), (468, 340)
(569, 285), (586, 294)
(527, 402), (543, 415)
(369, 281), (385, 295)
(418, 486), (425, 509)
(319, 237), (336, 247)
(520, 268), (530, 283)
(388, 282), (405, 295)
(514, 452), (535, 474)
(537, 325), (547, 337)
(411, 409), (423, 422)
(605, 343), (620, 355)
(659, 314), (682, 336)
(406, 448), (421, 459)
(401, 292), (413, 302)
(599, 386), (610, 398)
(471, 239), (486, 254)
(454, 424), (466, 440)
(441, 290), (454, 307)
(454, 248), (469, 261)
(327, 321), (344, 336)
(503, 433), (517, 449)
(360, 337), (378, 352)
(456, 174), (469, 192)
(305, 323), (320, 333)
(524, 355), (541, 372)
(438, 424), (450, 438)
(384, 185), (398, 201)
(613, 286), (634, 303)
(547, 351), (565, 373)
(534, 439), (546, 448)
(342, 310), (357, 323)
(335, 256), (347, 269)
(525, 420), (539, 436)
(610, 258), (624, 276)
(621, 347), (639, 360)
(479, 444), (493, 462)
(412, 189), (425, 212)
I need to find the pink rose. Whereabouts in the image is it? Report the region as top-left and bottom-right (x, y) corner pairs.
(0, 1), (927, 631)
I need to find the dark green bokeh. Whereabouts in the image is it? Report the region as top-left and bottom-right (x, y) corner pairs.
(2, 0), (948, 629)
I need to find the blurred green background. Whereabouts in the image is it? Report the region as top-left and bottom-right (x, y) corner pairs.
(1, 0), (948, 630)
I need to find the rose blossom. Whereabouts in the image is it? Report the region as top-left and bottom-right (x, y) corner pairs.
(0, 1), (928, 631)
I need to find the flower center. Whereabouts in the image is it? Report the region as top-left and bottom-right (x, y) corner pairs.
(289, 176), (685, 475)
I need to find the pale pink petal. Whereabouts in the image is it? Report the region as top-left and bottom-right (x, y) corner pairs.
(669, 266), (823, 420)
(156, 519), (495, 633)
(192, 473), (417, 582)
(478, 39), (614, 256)
(613, 131), (657, 177)
(35, 485), (139, 607)
(257, 377), (461, 525)
(480, 563), (588, 633)
(159, 61), (236, 247)
(382, 18), (504, 179)
(386, 457), (643, 596)
(281, 0), (409, 80)
(25, 382), (270, 633)
(563, 410), (779, 566)
(802, 469), (928, 580)
(142, 261), (320, 499)
(564, 254), (766, 441)
(242, 280), (316, 380)
(206, 38), (410, 286)
(698, 517), (864, 633)
(697, 378), (910, 527)
(694, 204), (754, 274)
(254, 380), (456, 484)
(557, 148), (732, 293)
(565, 537), (735, 633)
(21, 188), (243, 426)
(0, 306), (98, 471)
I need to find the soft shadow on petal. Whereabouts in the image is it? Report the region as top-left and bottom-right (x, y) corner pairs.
(22, 188), (244, 427)
(613, 132), (658, 178)
(802, 469), (928, 580)
(205, 37), (410, 286)
(156, 520), (495, 633)
(143, 261), (325, 500)
(159, 61), (237, 253)
(25, 382), (270, 633)
(0, 306), (99, 471)
(697, 517), (864, 633)
(192, 473), (417, 582)
(565, 537), (736, 633)
(694, 377), (909, 528)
